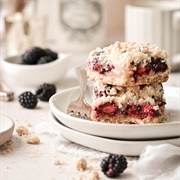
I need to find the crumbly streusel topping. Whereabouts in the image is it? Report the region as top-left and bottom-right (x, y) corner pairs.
(93, 81), (165, 107)
(88, 41), (169, 69)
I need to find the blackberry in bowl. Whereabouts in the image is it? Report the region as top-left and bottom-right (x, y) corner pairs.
(21, 47), (46, 65)
(2, 47), (71, 87)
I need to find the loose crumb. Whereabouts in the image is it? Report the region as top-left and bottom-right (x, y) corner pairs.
(76, 158), (87, 171)
(88, 171), (99, 180)
(16, 125), (29, 136)
(54, 160), (64, 166)
(78, 171), (100, 180)
(78, 174), (85, 180)
(26, 135), (40, 144)
(0, 140), (13, 155)
(25, 122), (32, 127)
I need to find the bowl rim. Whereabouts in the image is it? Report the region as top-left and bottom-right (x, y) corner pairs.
(3, 53), (71, 69)
(0, 114), (15, 134)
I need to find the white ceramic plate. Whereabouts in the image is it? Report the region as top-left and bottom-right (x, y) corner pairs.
(0, 114), (15, 146)
(49, 85), (180, 140)
(50, 111), (180, 156)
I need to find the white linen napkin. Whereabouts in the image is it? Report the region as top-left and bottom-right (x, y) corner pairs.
(132, 144), (180, 180)
(34, 122), (108, 159)
(35, 122), (180, 179)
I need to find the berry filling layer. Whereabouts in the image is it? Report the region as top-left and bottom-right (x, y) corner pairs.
(88, 53), (168, 79)
(89, 51), (115, 74)
(133, 58), (168, 82)
(92, 101), (165, 120)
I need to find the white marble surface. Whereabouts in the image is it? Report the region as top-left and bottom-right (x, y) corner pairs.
(1, 53), (180, 180)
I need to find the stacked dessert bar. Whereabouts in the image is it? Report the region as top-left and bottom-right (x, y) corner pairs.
(86, 42), (170, 124)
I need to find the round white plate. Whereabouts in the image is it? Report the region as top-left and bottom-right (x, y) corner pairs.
(0, 114), (15, 146)
(49, 111), (180, 156)
(49, 85), (180, 140)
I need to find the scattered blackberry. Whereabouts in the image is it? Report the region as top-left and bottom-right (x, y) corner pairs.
(44, 49), (58, 60)
(18, 91), (38, 109)
(21, 47), (45, 64)
(37, 56), (54, 64)
(100, 154), (127, 178)
(35, 83), (56, 101)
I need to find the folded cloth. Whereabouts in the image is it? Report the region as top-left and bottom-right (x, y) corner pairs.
(132, 144), (180, 180)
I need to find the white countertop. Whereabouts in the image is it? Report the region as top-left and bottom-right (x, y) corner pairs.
(1, 53), (180, 180)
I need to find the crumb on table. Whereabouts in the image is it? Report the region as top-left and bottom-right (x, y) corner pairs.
(26, 135), (40, 145)
(54, 160), (64, 166)
(76, 158), (87, 171)
(0, 140), (14, 155)
(88, 171), (99, 180)
(25, 122), (32, 127)
(16, 125), (29, 136)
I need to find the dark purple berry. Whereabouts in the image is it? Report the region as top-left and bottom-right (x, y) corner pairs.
(100, 154), (127, 178)
(35, 83), (56, 101)
(18, 91), (38, 109)
(21, 47), (45, 65)
(37, 56), (54, 64)
(151, 57), (168, 73)
(44, 49), (58, 60)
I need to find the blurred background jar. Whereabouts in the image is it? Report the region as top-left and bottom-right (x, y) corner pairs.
(125, 0), (180, 71)
(1, 0), (46, 57)
(36, 0), (108, 53)
(36, 0), (135, 53)
(1, 0), (134, 55)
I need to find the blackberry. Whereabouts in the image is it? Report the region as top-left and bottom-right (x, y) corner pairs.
(21, 47), (45, 64)
(18, 91), (38, 109)
(35, 83), (56, 101)
(37, 56), (54, 64)
(100, 154), (127, 178)
(151, 57), (167, 73)
(44, 49), (58, 60)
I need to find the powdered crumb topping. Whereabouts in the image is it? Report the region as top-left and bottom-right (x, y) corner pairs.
(89, 41), (168, 64)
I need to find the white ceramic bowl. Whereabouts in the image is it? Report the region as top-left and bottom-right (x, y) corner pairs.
(2, 54), (71, 87)
(0, 114), (15, 146)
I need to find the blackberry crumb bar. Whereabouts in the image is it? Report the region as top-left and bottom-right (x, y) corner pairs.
(86, 41), (170, 86)
(90, 81), (166, 124)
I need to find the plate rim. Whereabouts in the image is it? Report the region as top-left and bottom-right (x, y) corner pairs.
(50, 111), (180, 156)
